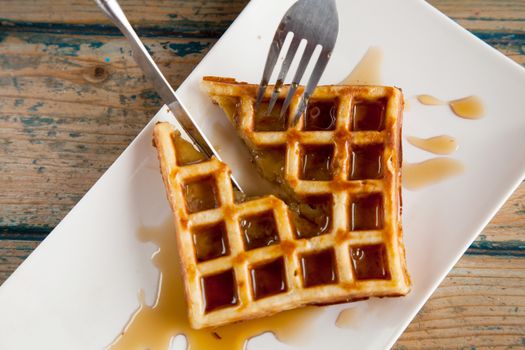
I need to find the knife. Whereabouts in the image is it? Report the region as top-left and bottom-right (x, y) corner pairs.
(94, 0), (243, 191)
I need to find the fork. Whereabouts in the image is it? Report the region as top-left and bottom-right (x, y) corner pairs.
(256, 0), (339, 125)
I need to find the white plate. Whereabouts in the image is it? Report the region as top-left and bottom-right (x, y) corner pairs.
(1, 0), (524, 349)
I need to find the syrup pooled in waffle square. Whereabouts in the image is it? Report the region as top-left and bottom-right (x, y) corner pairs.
(153, 76), (411, 329)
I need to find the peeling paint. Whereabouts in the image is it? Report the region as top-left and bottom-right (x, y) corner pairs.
(139, 90), (162, 107)
(21, 116), (54, 127)
(23, 34), (104, 57)
(11, 77), (20, 91)
(167, 41), (210, 57)
(467, 240), (525, 257)
(0, 18), (236, 38)
(28, 101), (44, 112)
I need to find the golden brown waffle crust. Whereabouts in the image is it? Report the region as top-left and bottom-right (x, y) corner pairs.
(153, 76), (411, 329)
(202, 75), (403, 102)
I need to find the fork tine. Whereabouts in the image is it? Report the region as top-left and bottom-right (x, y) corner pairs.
(292, 49), (332, 125)
(266, 34), (302, 115)
(256, 31), (285, 110)
(280, 43), (316, 117)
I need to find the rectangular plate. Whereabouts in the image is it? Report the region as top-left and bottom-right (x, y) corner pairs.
(1, 0), (524, 349)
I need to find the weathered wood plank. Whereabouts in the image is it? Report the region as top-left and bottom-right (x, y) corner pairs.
(0, 32), (214, 227)
(0, 239), (39, 284)
(431, 0), (525, 66)
(475, 184), (525, 245)
(0, 0), (249, 29)
(396, 255), (525, 349)
(1, 0), (522, 30)
(431, 0), (525, 32)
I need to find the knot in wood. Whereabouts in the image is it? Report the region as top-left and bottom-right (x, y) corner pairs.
(83, 65), (109, 83)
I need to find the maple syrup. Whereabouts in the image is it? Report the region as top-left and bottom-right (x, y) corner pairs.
(108, 218), (324, 350)
(254, 100), (287, 131)
(183, 177), (219, 213)
(339, 47), (383, 85)
(403, 158), (464, 190)
(250, 258), (288, 299)
(290, 196), (332, 239)
(304, 100), (338, 131)
(300, 145), (334, 181)
(301, 249), (338, 287)
(202, 269), (238, 312)
(240, 212), (280, 250)
(417, 94), (484, 119)
(192, 222), (229, 262)
(352, 101), (386, 131)
(406, 135), (458, 155)
(252, 147), (286, 184)
(350, 194), (384, 231)
(449, 96), (484, 119)
(350, 244), (390, 280)
(350, 145), (384, 180)
(335, 308), (357, 328)
(173, 133), (207, 166)
(416, 95), (446, 106)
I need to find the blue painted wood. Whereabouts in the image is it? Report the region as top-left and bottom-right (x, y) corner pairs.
(0, 18), (235, 39)
(466, 240), (525, 257)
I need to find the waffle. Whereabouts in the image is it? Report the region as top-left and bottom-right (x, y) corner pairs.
(153, 77), (411, 330)
(201, 78), (411, 302)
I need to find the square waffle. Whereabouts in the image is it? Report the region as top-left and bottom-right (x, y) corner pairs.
(153, 77), (410, 329)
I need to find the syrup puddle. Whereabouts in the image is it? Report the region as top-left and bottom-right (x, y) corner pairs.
(108, 218), (323, 350)
(403, 158), (464, 190)
(339, 47), (383, 85)
(417, 95), (484, 120)
(406, 135), (458, 155)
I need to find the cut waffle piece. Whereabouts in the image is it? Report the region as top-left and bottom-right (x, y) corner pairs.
(155, 122), (300, 329)
(154, 77), (410, 329)
(202, 78), (411, 291)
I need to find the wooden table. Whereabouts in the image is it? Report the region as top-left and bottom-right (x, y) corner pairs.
(0, 0), (523, 348)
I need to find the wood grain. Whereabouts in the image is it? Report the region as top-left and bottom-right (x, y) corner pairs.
(0, 0), (247, 25)
(0, 0), (523, 348)
(0, 32), (215, 227)
(396, 255), (525, 349)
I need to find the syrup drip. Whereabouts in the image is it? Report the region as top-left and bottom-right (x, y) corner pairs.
(449, 96), (484, 120)
(406, 135), (458, 155)
(416, 95), (445, 106)
(417, 95), (484, 119)
(339, 47), (383, 85)
(335, 308), (357, 328)
(403, 158), (464, 190)
(107, 218), (323, 350)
